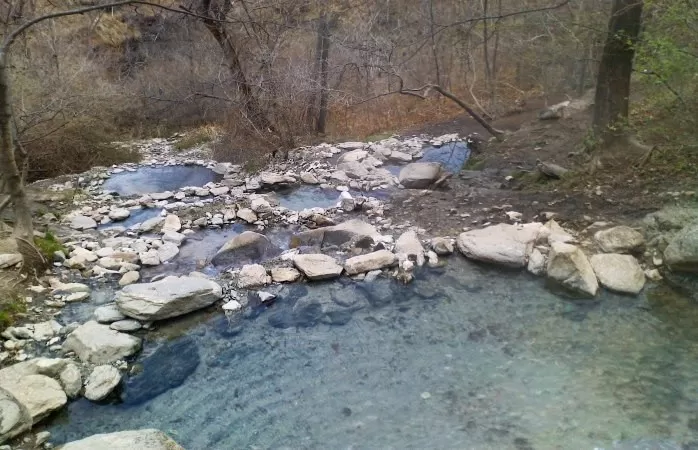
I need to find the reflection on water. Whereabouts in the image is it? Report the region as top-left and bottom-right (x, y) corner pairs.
(102, 166), (222, 196)
(421, 141), (470, 173)
(47, 258), (698, 449)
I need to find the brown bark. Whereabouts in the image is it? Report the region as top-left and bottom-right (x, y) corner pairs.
(316, 14), (332, 134)
(197, 0), (272, 133)
(0, 50), (33, 239)
(593, 0), (644, 140)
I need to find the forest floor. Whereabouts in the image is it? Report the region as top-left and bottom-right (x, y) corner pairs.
(386, 100), (698, 237)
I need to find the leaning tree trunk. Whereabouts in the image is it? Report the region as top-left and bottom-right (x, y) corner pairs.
(593, 0), (644, 141)
(197, 0), (273, 133)
(0, 51), (33, 240)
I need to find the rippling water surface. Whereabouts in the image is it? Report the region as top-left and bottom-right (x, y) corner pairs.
(47, 258), (698, 449)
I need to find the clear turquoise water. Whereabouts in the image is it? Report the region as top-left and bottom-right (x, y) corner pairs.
(47, 257), (698, 449)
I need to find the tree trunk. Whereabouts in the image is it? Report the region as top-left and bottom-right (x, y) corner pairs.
(316, 15), (332, 134)
(593, 0), (644, 140)
(197, 0), (272, 133)
(0, 51), (33, 240)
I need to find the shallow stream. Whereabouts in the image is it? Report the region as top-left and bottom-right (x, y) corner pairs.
(47, 258), (698, 449)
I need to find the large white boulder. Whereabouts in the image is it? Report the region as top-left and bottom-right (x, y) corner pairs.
(594, 226), (645, 253)
(398, 162), (442, 189)
(0, 387), (31, 443)
(59, 429), (184, 450)
(457, 223), (543, 268)
(117, 276), (222, 321)
(293, 254), (343, 280)
(344, 250), (396, 275)
(84, 365), (122, 402)
(546, 242), (599, 297)
(0, 375), (66, 424)
(70, 215), (97, 230)
(63, 321), (141, 364)
(590, 253), (646, 294)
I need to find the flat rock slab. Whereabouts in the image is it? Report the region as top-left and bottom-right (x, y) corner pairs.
(344, 250), (396, 275)
(59, 429), (184, 450)
(117, 276), (222, 321)
(590, 253), (646, 294)
(293, 254), (343, 280)
(457, 223), (543, 268)
(63, 321), (141, 364)
(594, 226), (645, 253)
(0, 374), (66, 424)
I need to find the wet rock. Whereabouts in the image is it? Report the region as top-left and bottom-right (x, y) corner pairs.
(123, 338), (199, 406)
(344, 250), (396, 275)
(398, 162), (442, 189)
(291, 219), (382, 248)
(138, 250), (160, 266)
(59, 429), (184, 450)
(300, 172), (319, 184)
(250, 197), (272, 213)
(0, 387), (31, 444)
(291, 297), (325, 327)
(139, 216), (165, 232)
(108, 208), (131, 221)
(430, 237), (454, 255)
(119, 271), (140, 286)
(594, 226), (645, 253)
(293, 254), (343, 280)
(457, 223), (543, 268)
(590, 253), (645, 294)
(63, 321), (141, 364)
(84, 365), (122, 401)
(237, 264), (270, 288)
(0, 254), (22, 269)
(0, 375), (66, 424)
(546, 242), (598, 297)
(59, 363), (82, 398)
(388, 150), (412, 162)
(271, 267), (301, 283)
(212, 231), (272, 266)
(70, 215), (97, 230)
(117, 276), (222, 321)
(162, 214), (181, 233)
(396, 230), (425, 266)
(527, 248), (547, 276)
(236, 208), (258, 224)
(110, 319), (142, 332)
(94, 304), (127, 323)
(156, 242), (179, 263)
(664, 220), (698, 272)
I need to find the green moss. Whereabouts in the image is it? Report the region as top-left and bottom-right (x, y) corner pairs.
(34, 231), (66, 259)
(463, 155), (486, 170)
(0, 291), (26, 330)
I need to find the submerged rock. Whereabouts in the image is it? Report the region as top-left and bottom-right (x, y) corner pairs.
(211, 231), (273, 266)
(590, 253), (645, 295)
(59, 429), (184, 450)
(594, 226), (645, 253)
(63, 321), (141, 364)
(546, 242), (598, 297)
(123, 337), (199, 405)
(398, 162), (443, 189)
(344, 250), (396, 275)
(293, 254), (343, 280)
(430, 237), (454, 255)
(117, 276), (222, 321)
(664, 220), (698, 272)
(457, 223), (543, 268)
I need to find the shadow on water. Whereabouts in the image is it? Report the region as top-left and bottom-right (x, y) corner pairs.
(102, 166), (222, 196)
(46, 258), (698, 449)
